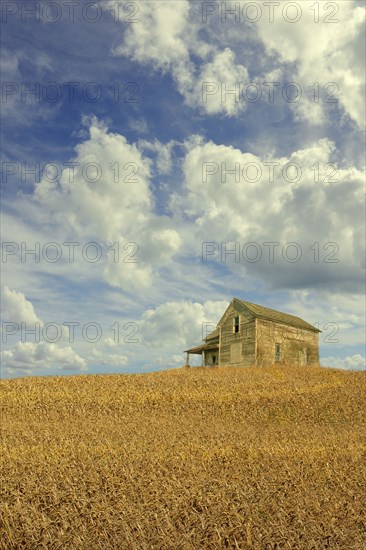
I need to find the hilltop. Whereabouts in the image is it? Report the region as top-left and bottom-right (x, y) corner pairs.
(1, 366), (365, 549)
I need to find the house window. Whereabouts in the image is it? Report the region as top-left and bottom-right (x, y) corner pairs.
(233, 316), (240, 333)
(275, 343), (281, 362)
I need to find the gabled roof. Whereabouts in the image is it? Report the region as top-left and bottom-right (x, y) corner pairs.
(203, 298), (320, 340)
(186, 298), (321, 353)
(235, 298), (321, 332)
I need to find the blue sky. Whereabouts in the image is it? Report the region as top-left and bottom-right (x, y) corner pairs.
(1, 0), (365, 377)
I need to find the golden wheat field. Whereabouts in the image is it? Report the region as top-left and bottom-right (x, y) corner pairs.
(1, 365), (365, 549)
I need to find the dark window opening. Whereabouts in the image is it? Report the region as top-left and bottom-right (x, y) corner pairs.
(233, 316), (240, 333)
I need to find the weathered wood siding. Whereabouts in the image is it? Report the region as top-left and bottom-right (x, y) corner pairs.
(219, 301), (256, 366)
(256, 319), (319, 366)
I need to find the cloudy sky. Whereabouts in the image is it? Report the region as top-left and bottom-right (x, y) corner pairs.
(1, 0), (365, 377)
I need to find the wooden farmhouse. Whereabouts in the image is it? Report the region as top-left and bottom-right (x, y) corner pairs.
(184, 298), (321, 367)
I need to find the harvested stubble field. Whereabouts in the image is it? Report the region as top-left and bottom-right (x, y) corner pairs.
(1, 366), (365, 549)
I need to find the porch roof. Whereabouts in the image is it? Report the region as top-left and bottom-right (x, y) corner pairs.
(184, 342), (219, 355)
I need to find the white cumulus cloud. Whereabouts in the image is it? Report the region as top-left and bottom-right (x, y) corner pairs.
(139, 299), (229, 350)
(110, 1), (249, 116)
(109, 0), (365, 126)
(256, 1), (366, 127)
(1, 286), (43, 326)
(1, 341), (86, 373)
(33, 117), (182, 290)
(180, 137), (365, 292)
(322, 354), (366, 371)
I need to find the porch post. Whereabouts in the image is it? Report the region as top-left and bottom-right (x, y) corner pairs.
(186, 352), (190, 367)
(202, 350), (205, 367)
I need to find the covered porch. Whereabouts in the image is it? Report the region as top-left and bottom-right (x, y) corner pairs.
(184, 342), (219, 367)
